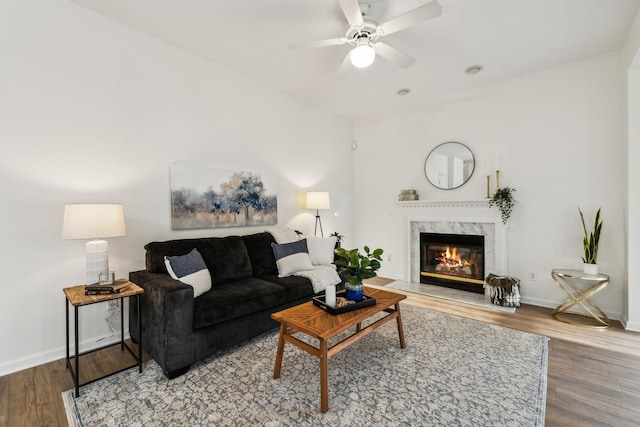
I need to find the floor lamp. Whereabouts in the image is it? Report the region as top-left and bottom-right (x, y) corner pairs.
(305, 192), (330, 237)
(62, 204), (127, 285)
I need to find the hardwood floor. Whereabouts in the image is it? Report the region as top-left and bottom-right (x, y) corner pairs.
(1, 278), (639, 426)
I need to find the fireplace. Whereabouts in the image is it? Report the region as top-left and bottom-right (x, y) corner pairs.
(420, 232), (485, 294)
(400, 200), (507, 293)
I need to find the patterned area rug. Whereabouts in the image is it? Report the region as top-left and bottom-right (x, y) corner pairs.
(63, 303), (548, 426)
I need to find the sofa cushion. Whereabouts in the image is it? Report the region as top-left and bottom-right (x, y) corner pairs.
(271, 239), (313, 277)
(200, 236), (253, 284)
(242, 232), (278, 276)
(164, 249), (212, 298)
(257, 274), (315, 302)
(193, 277), (286, 329)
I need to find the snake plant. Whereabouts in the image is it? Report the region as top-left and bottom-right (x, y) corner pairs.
(579, 207), (602, 264)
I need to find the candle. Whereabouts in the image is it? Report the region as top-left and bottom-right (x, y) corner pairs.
(486, 175), (491, 198)
(325, 285), (336, 308)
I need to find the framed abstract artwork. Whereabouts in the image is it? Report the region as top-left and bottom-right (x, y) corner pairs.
(170, 161), (277, 230)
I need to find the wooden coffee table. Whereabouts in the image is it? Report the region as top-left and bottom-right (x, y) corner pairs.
(271, 286), (406, 412)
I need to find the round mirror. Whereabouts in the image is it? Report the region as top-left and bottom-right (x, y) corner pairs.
(424, 142), (475, 190)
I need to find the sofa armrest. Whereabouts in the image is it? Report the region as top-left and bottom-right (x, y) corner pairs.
(129, 270), (196, 376)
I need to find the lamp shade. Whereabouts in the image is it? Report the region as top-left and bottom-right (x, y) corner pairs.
(305, 192), (330, 210)
(62, 204), (126, 239)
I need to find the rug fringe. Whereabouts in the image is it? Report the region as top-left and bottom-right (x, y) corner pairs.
(61, 390), (83, 427)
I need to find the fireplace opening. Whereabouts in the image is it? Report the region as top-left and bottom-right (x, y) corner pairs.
(420, 232), (485, 294)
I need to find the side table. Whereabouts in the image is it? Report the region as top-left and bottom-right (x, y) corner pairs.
(550, 269), (610, 328)
(63, 282), (144, 397)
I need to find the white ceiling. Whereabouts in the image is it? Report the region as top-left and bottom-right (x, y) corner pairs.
(70, 0), (640, 122)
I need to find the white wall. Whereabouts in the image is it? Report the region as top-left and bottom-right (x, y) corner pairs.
(352, 52), (626, 317)
(0, 0), (353, 374)
(627, 68), (640, 330)
(624, 7), (640, 330)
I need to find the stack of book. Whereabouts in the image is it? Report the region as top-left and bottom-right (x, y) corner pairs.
(398, 189), (418, 201)
(85, 279), (132, 295)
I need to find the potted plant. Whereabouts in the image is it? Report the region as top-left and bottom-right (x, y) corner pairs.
(334, 246), (383, 301)
(329, 231), (344, 248)
(489, 187), (516, 225)
(579, 207), (602, 275)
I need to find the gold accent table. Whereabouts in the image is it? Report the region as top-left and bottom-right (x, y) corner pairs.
(551, 269), (610, 328)
(63, 282), (144, 397)
(271, 287), (406, 413)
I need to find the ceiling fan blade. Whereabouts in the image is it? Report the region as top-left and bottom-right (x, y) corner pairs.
(339, 0), (364, 27)
(289, 38), (347, 50)
(378, 0), (442, 35)
(336, 51), (353, 79)
(375, 42), (415, 68)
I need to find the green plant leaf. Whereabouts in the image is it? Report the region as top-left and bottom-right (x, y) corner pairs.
(333, 245), (384, 284)
(489, 187), (516, 224)
(579, 207), (602, 264)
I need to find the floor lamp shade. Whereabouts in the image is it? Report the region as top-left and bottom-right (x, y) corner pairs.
(305, 192), (330, 236)
(305, 192), (331, 210)
(62, 204), (126, 285)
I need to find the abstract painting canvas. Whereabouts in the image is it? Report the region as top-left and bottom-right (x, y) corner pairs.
(170, 161), (277, 230)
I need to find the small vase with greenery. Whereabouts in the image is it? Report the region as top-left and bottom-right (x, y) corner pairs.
(329, 232), (344, 248)
(334, 246), (383, 301)
(579, 207), (602, 274)
(489, 187), (516, 225)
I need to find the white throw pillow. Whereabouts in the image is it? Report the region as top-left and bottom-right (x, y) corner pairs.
(271, 239), (313, 277)
(306, 236), (337, 266)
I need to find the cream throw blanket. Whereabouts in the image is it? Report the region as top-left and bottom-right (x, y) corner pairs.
(294, 265), (341, 293)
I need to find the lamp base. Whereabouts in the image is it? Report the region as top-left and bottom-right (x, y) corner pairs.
(314, 212), (324, 237)
(86, 239), (109, 285)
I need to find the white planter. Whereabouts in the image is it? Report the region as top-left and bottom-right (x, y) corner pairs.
(583, 263), (598, 275)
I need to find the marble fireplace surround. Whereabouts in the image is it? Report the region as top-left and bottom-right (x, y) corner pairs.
(399, 200), (507, 285)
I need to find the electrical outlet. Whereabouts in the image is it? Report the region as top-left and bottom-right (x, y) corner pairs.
(528, 272), (537, 281)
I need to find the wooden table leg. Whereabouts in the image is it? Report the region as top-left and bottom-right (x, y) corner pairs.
(273, 323), (286, 379)
(319, 338), (329, 413)
(395, 303), (406, 349)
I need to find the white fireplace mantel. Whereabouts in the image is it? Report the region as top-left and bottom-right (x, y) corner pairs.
(398, 200), (507, 283)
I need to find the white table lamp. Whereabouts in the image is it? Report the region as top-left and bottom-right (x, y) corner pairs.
(62, 204), (126, 285)
(305, 192), (330, 237)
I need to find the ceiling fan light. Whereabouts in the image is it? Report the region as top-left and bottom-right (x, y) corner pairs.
(350, 43), (376, 68)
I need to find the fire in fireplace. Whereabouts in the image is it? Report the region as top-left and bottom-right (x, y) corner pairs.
(420, 232), (485, 294)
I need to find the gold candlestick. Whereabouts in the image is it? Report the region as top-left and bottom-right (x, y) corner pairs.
(486, 175), (491, 198)
(496, 170), (500, 189)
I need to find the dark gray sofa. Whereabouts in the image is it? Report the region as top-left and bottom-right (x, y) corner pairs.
(129, 231), (341, 379)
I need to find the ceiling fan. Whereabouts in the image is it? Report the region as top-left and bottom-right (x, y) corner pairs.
(290, 0), (442, 75)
